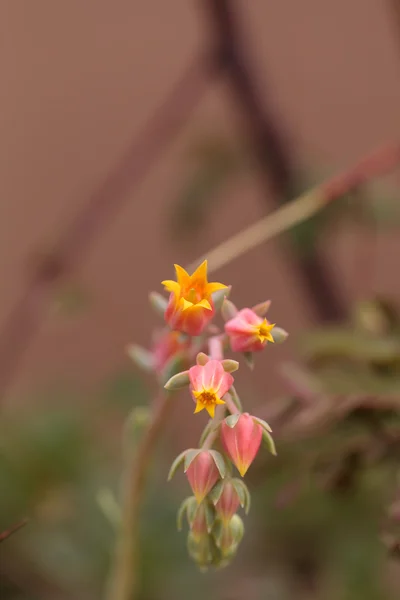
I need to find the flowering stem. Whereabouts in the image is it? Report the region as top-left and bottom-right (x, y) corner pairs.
(225, 394), (239, 415)
(106, 393), (170, 600)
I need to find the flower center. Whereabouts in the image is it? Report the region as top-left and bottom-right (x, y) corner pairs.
(255, 319), (275, 343)
(197, 390), (217, 407)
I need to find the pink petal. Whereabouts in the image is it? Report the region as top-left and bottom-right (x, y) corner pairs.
(203, 359), (224, 390)
(189, 364), (205, 391)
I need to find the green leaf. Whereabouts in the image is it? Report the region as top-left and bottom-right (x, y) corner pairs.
(209, 450), (226, 479)
(221, 299), (238, 322)
(220, 359), (239, 373)
(231, 479), (251, 513)
(253, 416), (272, 433)
(164, 370), (190, 391)
(243, 352), (254, 370)
(262, 429), (277, 456)
(209, 480), (224, 505)
(271, 327), (289, 344)
(168, 450), (188, 480)
(225, 414), (240, 428)
(176, 497), (193, 531)
(229, 386), (243, 412)
(252, 300), (271, 317)
(196, 352), (209, 365)
(148, 292), (168, 317)
(126, 345), (154, 372)
(212, 286), (231, 313)
(183, 449), (201, 472)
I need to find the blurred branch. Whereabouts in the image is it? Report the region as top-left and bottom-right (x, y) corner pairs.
(105, 393), (170, 600)
(0, 59), (207, 401)
(191, 143), (400, 275)
(202, 0), (346, 321)
(0, 518), (28, 543)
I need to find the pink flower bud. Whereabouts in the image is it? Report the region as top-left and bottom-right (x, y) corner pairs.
(189, 359), (234, 418)
(224, 308), (275, 353)
(151, 330), (190, 374)
(214, 480), (241, 524)
(162, 261), (227, 336)
(221, 413), (262, 477)
(185, 451), (221, 503)
(214, 514), (244, 554)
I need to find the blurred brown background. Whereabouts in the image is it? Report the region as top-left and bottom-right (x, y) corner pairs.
(1, 0), (400, 404)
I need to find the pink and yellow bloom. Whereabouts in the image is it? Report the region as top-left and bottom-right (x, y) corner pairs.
(162, 260), (227, 336)
(221, 413), (262, 477)
(189, 359), (234, 418)
(225, 308), (275, 353)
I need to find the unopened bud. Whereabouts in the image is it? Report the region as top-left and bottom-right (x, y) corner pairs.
(185, 450), (225, 503)
(213, 514), (244, 554)
(211, 479), (241, 524)
(221, 413), (263, 477)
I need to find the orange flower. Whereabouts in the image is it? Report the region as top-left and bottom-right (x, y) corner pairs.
(162, 260), (227, 336)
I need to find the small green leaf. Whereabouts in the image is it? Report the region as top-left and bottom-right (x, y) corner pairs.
(183, 449), (201, 472)
(221, 299), (238, 321)
(164, 370), (190, 391)
(271, 327), (289, 344)
(204, 501), (216, 533)
(126, 345), (154, 371)
(176, 497), (192, 531)
(252, 300), (271, 317)
(262, 429), (277, 456)
(148, 291), (168, 317)
(221, 359), (239, 373)
(196, 352), (209, 365)
(231, 479), (251, 513)
(252, 416), (272, 433)
(168, 450), (188, 480)
(229, 386), (243, 412)
(209, 450), (226, 478)
(225, 413), (240, 428)
(212, 286), (231, 312)
(209, 480), (224, 505)
(243, 352), (254, 370)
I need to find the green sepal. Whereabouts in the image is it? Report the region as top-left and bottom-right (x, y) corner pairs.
(252, 416), (272, 433)
(231, 478), (251, 514)
(262, 429), (277, 456)
(225, 413), (240, 428)
(252, 300), (271, 317)
(168, 450), (188, 480)
(220, 359), (239, 373)
(149, 291), (168, 317)
(196, 352), (209, 365)
(212, 286), (231, 312)
(243, 351), (254, 370)
(229, 386), (243, 412)
(164, 370), (190, 391)
(209, 450), (226, 478)
(183, 449), (202, 472)
(221, 298), (238, 321)
(271, 327), (289, 344)
(126, 345), (154, 372)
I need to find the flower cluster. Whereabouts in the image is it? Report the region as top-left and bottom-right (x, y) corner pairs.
(129, 260), (288, 570)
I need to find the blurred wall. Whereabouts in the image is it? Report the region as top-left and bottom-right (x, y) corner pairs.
(1, 0), (400, 404)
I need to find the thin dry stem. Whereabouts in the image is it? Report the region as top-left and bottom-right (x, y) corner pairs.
(189, 143), (400, 275)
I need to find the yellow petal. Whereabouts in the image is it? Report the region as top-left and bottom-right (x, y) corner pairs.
(181, 298), (193, 311)
(204, 403), (215, 418)
(206, 281), (228, 295)
(190, 260), (208, 285)
(161, 279), (181, 295)
(214, 396), (226, 406)
(194, 400), (205, 414)
(196, 298), (212, 311)
(174, 264), (190, 287)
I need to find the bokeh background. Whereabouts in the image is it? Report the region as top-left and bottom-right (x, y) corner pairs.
(1, 1), (400, 599)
